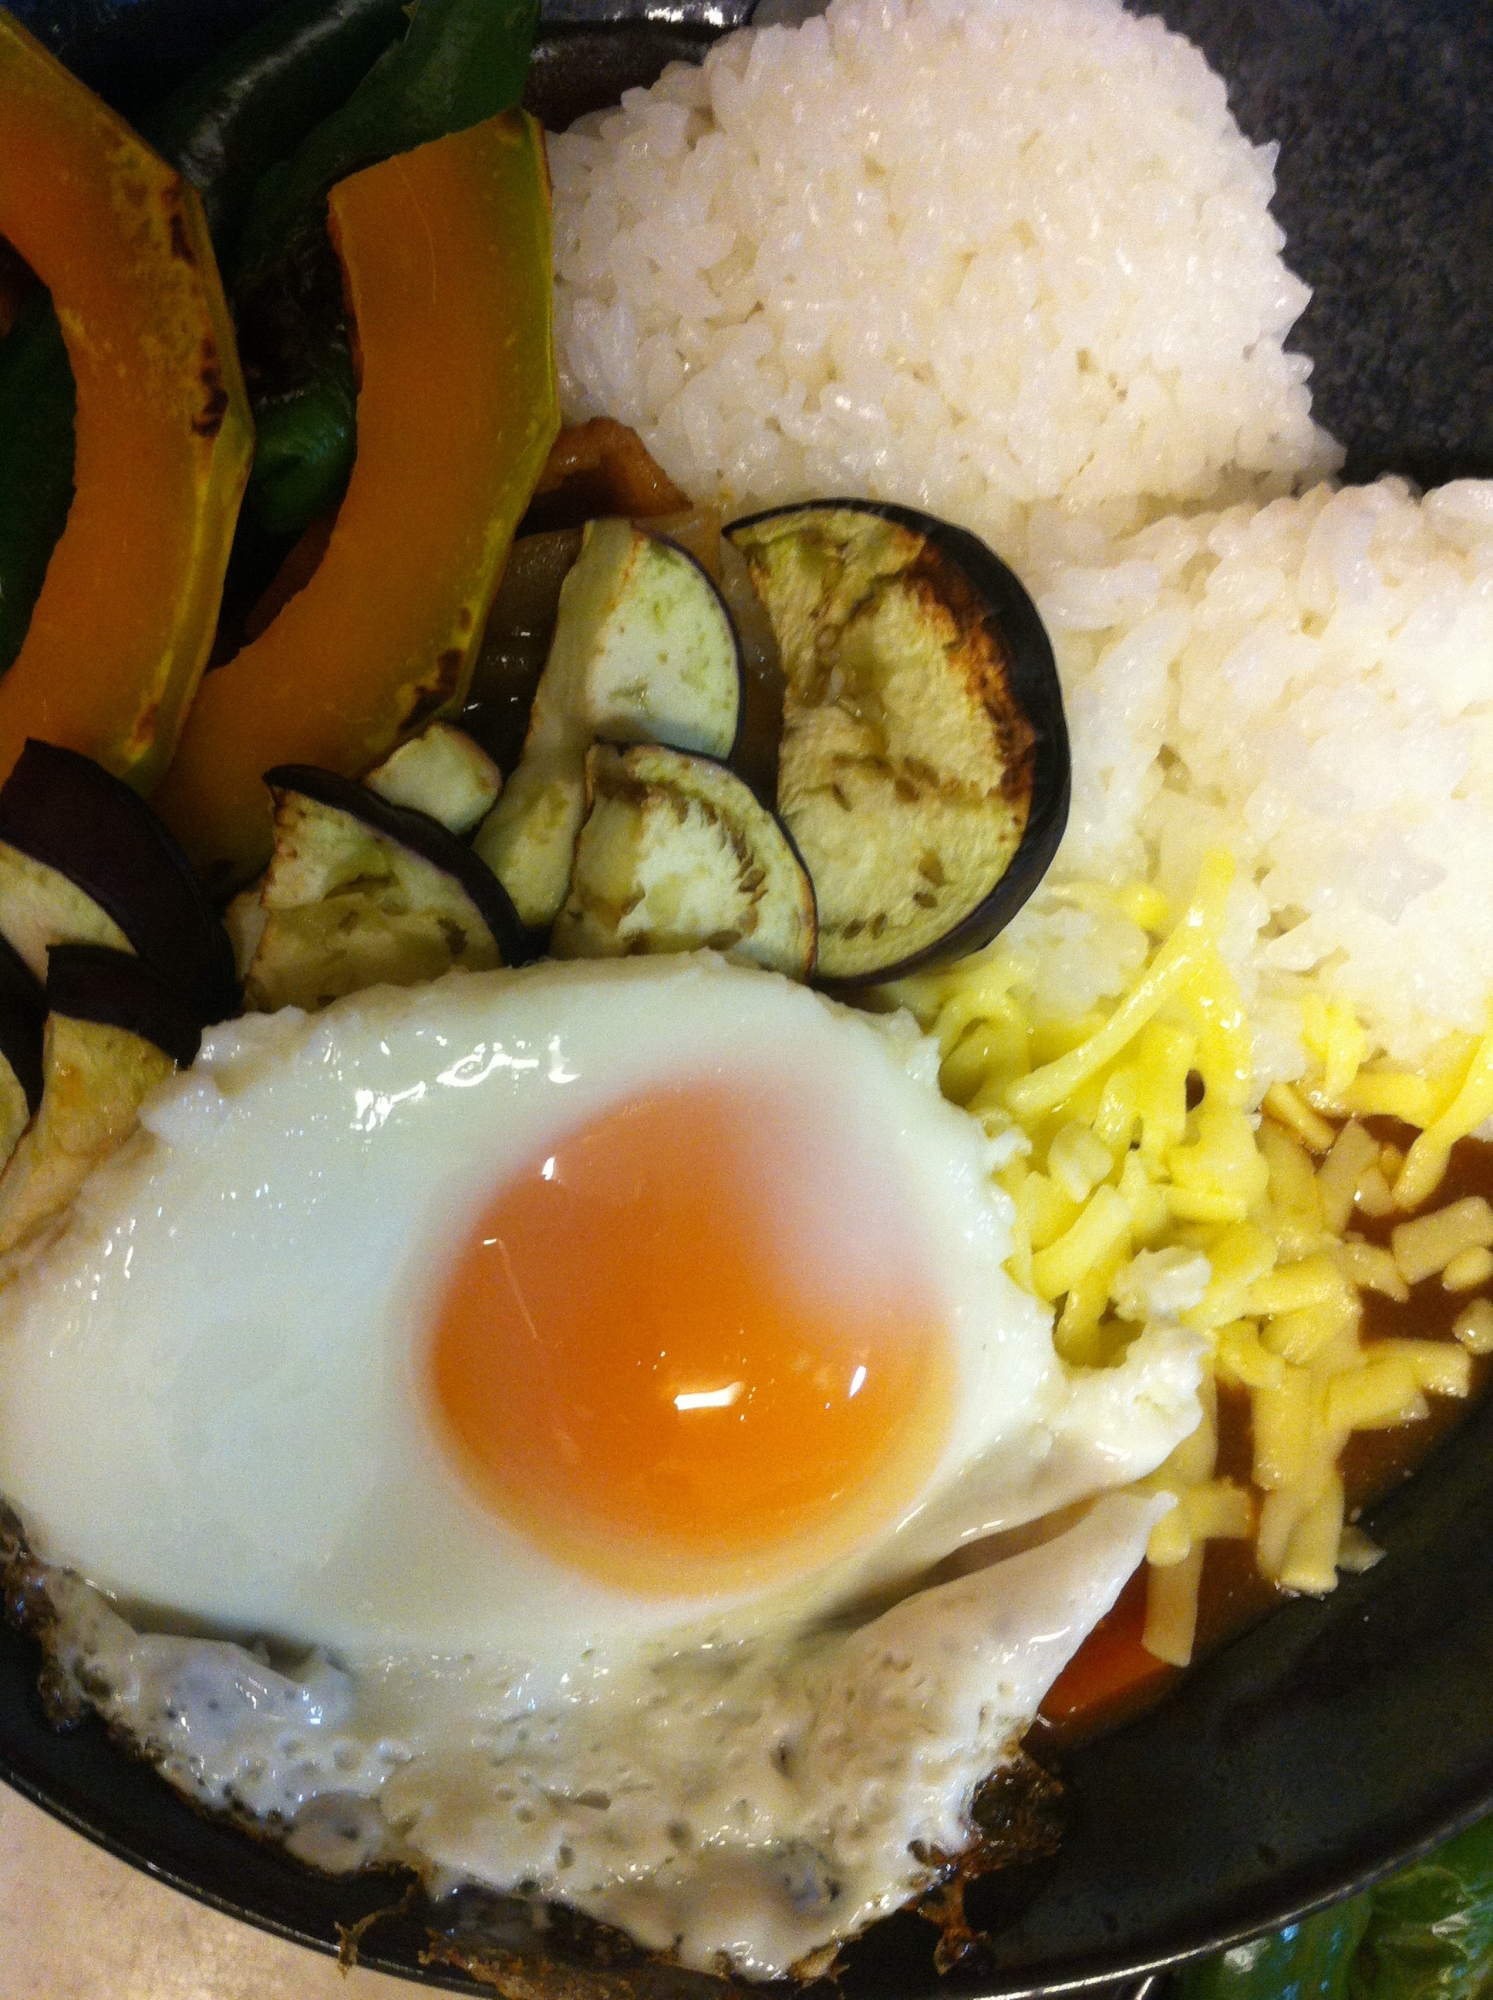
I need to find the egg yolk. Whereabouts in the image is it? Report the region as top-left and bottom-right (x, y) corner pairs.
(427, 1072), (955, 1596)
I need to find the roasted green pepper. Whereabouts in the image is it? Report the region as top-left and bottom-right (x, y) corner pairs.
(243, 321), (357, 536)
(0, 288), (76, 678)
(138, 0), (408, 262)
(234, 0), (541, 282)
(231, 0), (541, 539)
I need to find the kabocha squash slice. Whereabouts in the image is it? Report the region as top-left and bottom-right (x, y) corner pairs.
(155, 110), (560, 893)
(0, 12), (253, 791)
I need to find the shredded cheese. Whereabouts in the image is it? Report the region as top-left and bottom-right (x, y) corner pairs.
(886, 848), (1493, 1665)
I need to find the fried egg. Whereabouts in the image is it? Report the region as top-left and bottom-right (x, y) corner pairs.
(0, 954), (1202, 1973)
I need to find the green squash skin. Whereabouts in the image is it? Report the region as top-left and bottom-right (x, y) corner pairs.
(0, 288), (76, 681)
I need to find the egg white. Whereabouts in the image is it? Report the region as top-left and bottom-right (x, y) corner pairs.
(37, 1486), (1168, 1978)
(0, 953), (1204, 1977)
(0, 954), (1199, 1658)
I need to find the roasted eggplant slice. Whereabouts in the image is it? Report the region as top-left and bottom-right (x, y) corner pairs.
(551, 743), (816, 977)
(727, 502), (1069, 985)
(0, 739), (237, 1023)
(718, 532), (787, 807)
(46, 943), (203, 1067)
(462, 526), (586, 777)
(0, 930), (44, 1171)
(243, 765), (526, 1013)
(364, 722), (502, 836)
(475, 519), (744, 929)
(0, 949), (189, 1264)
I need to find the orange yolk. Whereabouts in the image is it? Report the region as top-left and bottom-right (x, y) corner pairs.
(427, 1073), (955, 1596)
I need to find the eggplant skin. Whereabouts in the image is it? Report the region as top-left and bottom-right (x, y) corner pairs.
(727, 501), (1069, 987)
(0, 740), (237, 1025)
(46, 944), (203, 1068)
(262, 763), (529, 970)
(0, 928), (45, 1117)
(552, 742), (817, 978)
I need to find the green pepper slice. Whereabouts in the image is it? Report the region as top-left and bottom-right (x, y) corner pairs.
(139, 0), (409, 264)
(236, 0), (541, 282)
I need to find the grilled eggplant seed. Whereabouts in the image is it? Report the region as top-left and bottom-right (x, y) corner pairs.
(728, 504), (1067, 985)
(551, 743), (816, 978)
(474, 518), (744, 929)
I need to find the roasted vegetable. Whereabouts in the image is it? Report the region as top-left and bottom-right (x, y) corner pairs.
(0, 12), (254, 793)
(0, 287), (75, 679)
(1180, 1814), (1493, 2000)
(523, 416), (690, 535)
(46, 943), (203, 1068)
(728, 502), (1068, 985)
(0, 932), (45, 1173)
(475, 519), (743, 928)
(463, 526), (587, 776)
(552, 743), (816, 977)
(234, 0), (540, 281)
(154, 109), (560, 891)
(364, 723), (501, 836)
(3, 0), (294, 113)
(461, 499), (725, 780)
(243, 329), (358, 536)
(1349, 1815), (1493, 1999)
(137, 0), (408, 260)
(241, 764), (526, 1012)
(718, 532), (786, 806)
(213, 0), (539, 542)
(0, 999), (178, 1263)
(0, 742), (236, 1026)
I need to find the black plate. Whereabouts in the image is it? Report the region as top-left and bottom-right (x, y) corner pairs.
(3, 0), (1493, 1991)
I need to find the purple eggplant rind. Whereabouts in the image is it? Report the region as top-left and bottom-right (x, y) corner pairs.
(46, 943), (203, 1069)
(0, 740), (238, 1024)
(262, 763), (534, 969)
(725, 499), (1070, 990)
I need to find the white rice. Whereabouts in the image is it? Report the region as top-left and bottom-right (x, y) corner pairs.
(1009, 477), (1493, 1082)
(551, 0), (1493, 1087)
(550, 0), (1340, 547)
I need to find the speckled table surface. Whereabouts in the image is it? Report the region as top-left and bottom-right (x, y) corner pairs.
(0, 1785), (410, 2000)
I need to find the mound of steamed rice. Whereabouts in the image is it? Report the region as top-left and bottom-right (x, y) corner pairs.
(1001, 477), (1493, 1085)
(550, 0), (1340, 546)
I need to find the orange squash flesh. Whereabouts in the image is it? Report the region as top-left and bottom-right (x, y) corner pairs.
(0, 12), (253, 792)
(155, 110), (560, 893)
